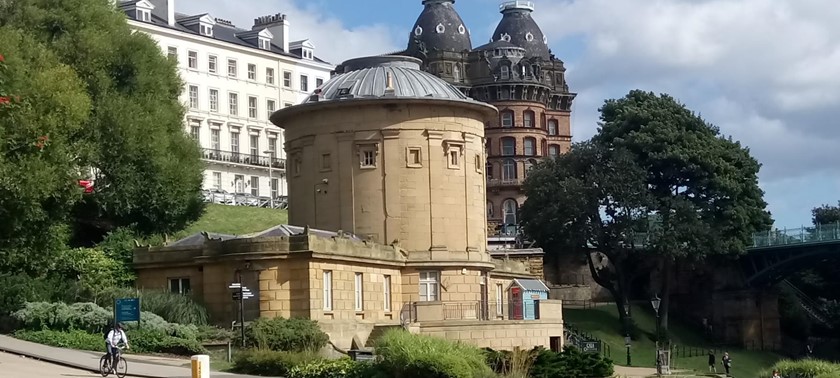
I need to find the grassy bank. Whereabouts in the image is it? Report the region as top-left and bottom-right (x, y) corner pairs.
(178, 204), (288, 237)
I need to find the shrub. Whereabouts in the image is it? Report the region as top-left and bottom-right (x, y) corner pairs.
(241, 317), (329, 352)
(196, 324), (233, 343)
(12, 302), (111, 333)
(484, 347), (537, 378)
(231, 349), (321, 376)
(0, 273), (83, 318)
(288, 358), (380, 378)
(529, 346), (613, 378)
(14, 329), (103, 352)
(96, 288), (209, 325)
(126, 328), (207, 356)
(123, 310), (199, 340)
(757, 359), (840, 378)
(374, 329), (494, 378)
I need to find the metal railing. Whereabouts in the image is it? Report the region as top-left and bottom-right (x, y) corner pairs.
(203, 149), (286, 170)
(202, 191), (288, 209)
(751, 223), (840, 248)
(400, 300), (542, 322)
(781, 280), (832, 327)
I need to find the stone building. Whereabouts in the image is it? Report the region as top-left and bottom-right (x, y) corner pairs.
(134, 55), (562, 352)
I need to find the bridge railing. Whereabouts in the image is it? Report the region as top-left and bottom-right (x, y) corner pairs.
(751, 223), (840, 248)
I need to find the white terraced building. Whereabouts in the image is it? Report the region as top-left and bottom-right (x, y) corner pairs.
(119, 0), (334, 206)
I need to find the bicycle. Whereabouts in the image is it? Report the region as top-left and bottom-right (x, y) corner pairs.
(99, 344), (128, 378)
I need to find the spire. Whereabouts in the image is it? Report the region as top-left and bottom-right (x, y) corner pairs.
(406, 0), (472, 58)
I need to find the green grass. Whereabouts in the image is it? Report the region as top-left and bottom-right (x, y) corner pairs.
(177, 204), (288, 237)
(564, 304), (781, 377)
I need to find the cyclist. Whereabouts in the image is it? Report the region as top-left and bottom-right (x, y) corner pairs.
(104, 323), (131, 372)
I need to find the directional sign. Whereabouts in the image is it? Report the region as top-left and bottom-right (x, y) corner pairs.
(115, 298), (141, 323)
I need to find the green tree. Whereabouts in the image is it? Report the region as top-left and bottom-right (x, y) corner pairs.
(812, 202), (840, 226)
(0, 27), (91, 275)
(0, 0), (205, 238)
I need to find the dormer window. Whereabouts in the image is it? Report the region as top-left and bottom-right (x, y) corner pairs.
(259, 38), (271, 50)
(200, 24), (213, 36)
(500, 65), (510, 80)
(302, 49), (313, 60)
(136, 9), (151, 22)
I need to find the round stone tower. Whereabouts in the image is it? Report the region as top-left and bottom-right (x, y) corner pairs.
(270, 55), (497, 263)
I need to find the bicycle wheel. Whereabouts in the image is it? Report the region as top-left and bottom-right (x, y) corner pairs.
(115, 357), (128, 378)
(99, 355), (110, 377)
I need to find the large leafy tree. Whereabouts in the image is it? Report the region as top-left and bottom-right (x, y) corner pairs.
(812, 202), (840, 226)
(0, 0), (205, 238)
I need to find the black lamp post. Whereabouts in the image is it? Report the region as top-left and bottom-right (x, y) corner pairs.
(651, 295), (662, 377)
(624, 300), (632, 366)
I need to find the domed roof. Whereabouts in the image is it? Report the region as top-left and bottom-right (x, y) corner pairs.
(304, 56), (473, 102)
(491, 1), (550, 60)
(406, 0), (472, 56)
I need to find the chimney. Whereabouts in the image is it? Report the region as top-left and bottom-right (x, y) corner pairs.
(166, 0), (175, 26)
(253, 13), (289, 52)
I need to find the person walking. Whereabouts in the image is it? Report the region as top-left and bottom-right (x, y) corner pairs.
(708, 349), (717, 373)
(721, 351), (732, 376)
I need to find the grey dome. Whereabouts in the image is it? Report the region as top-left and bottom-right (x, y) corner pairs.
(406, 0), (472, 56)
(304, 55), (471, 103)
(491, 1), (550, 60)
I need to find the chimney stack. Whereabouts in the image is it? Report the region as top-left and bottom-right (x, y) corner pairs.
(166, 0), (175, 26)
(253, 13), (290, 52)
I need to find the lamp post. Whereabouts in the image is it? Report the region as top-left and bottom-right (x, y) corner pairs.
(624, 300), (632, 366)
(264, 149), (273, 209)
(651, 295), (662, 377)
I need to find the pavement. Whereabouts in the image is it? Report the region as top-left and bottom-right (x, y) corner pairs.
(0, 351), (101, 378)
(0, 335), (275, 378)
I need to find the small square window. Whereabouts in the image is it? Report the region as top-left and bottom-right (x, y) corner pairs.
(321, 153), (331, 171)
(406, 147), (422, 168)
(449, 150), (460, 168)
(358, 145), (377, 169)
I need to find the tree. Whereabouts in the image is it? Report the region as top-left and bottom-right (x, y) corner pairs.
(0, 0), (205, 238)
(0, 27), (91, 275)
(520, 142), (651, 335)
(594, 90), (773, 331)
(812, 202), (840, 226)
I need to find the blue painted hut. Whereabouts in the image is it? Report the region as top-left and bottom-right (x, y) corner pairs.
(508, 278), (550, 320)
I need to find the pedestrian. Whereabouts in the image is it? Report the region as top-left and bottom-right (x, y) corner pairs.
(708, 349), (717, 373)
(721, 352), (732, 376)
(772, 369), (781, 378)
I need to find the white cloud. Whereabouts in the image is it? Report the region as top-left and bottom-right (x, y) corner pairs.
(176, 0), (401, 65)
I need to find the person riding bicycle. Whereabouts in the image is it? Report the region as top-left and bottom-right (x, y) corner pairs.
(104, 323), (130, 372)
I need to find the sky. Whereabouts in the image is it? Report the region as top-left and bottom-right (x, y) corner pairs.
(179, 0), (840, 228)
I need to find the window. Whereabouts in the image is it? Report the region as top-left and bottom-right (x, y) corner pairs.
(524, 138), (536, 156)
(136, 9), (151, 22)
(525, 158), (538, 177)
(187, 51), (198, 69)
(270, 178), (278, 199)
(486, 162), (494, 179)
(190, 124), (200, 141)
(169, 278), (190, 294)
(266, 99), (276, 119)
(321, 153), (331, 171)
(359, 145), (377, 169)
(188, 85), (198, 109)
(212, 172), (222, 190)
(167, 47), (177, 61)
(283, 71), (292, 88)
(502, 158), (517, 180)
(300, 75), (309, 92)
(500, 65), (510, 79)
(407, 147), (422, 167)
(487, 201), (494, 217)
(250, 176), (259, 196)
(227, 59), (237, 77)
(248, 96), (258, 118)
(316, 78), (324, 87)
(209, 89), (219, 112)
(293, 156), (302, 176)
(268, 137), (277, 159)
(211, 129), (220, 150)
(234, 174), (245, 193)
(501, 137), (515, 156)
(383, 275), (392, 312)
(501, 111), (513, 128)
(323, 271), (333, 311)
(249, 135), (259, 158)
(448, 149), (460, 169)
(247, 64), (256, 80)
(549, 145), (560, 157)
(200, 24), (212, 36)
(266, 68), (275, 85)
(548, 119), (558, 135)
(496, 284), (503, 315)
(475, 154), (482, 173)
(503, 199), (518, 226)
(230, 131), (240, 154)
(419, 271), (439, 302)
(259, 38), (271, 50)
(354, 273), (364, 311)
(208, 55), (217, 73)
(523, 111), (534, 127)
(229, 92), (238, 116)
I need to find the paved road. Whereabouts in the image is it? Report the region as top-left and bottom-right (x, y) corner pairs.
(0, 351), (100, 378)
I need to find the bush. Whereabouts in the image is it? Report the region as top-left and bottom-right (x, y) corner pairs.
(757, 359), (840, 378)
(96, 288), (208, 325)
(12, 302), (111, 333)
(241, 317), (329, 352)
(127, 328), (207, 356)
(288, 358), (379, 378)
(231, 349), (321, 376)
(14, 329), (103, 352)
(196, 324), (233, 343)
(0, 274), (84, 317)
(529, 346), (613, 378)
(374, 329), (494, 378)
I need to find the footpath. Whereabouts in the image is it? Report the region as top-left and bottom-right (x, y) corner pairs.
(0, 335), (276, 378)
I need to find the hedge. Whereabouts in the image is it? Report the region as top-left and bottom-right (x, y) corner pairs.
(757, 359), (840, 378)
(231, 349), (321, 376)
(373, 329), (495, 378)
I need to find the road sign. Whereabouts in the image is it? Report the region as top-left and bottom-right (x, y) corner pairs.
(115, 298), (141, 323)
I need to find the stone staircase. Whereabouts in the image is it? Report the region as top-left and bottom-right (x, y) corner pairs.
(782, 280), (833, 328)
(365, 325), (403, 348)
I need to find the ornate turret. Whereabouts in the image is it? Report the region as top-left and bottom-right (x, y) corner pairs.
(491, 1), (550, 60)
(406, 0), (472, 59)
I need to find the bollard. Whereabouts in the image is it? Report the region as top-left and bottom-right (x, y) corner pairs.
(191, 355), (210, 378)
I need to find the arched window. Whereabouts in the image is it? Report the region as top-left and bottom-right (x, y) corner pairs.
(503, 199), (518, 227)
(502, 158), (517, 180)
(548, 120), (558, 136)
(487, 201), (494, 218)
(453, 64), (461, 82)
(501, 137), (516, 156)
(486, 162), (494, 179)
(523, 137), (536, 156)
(501, 111), (513, 128)
(548, 145), (560, 157)
(523, 111), (535, 128)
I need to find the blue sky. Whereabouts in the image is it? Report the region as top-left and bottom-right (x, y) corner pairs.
(183, 0), (840, 229)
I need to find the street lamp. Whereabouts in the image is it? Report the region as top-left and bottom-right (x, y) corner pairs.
(264, 150), (274, 209)
(624, 300), (632, 366)
(651, 295), (662, 377)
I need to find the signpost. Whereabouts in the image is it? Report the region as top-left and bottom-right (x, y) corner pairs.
(114, 297), (141, 324)
(229, 275), (255, 347)
(581, 341), (601, 354)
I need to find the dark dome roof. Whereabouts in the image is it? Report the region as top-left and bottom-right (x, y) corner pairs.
(491, 1), (550, 60)
(406, 0), (472, 55)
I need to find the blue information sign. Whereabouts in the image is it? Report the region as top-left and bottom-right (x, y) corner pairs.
(115, 298), (141, 323)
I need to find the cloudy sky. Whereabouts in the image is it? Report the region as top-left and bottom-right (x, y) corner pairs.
(179, 0), (840, 228)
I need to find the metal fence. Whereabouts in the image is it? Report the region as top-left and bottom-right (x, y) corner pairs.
(752, 223), (840, 248)
(202, 190), (288, 209)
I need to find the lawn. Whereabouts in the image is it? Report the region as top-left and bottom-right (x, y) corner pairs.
(177, 204), (288, 238)
(564, 304), (781, 377)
